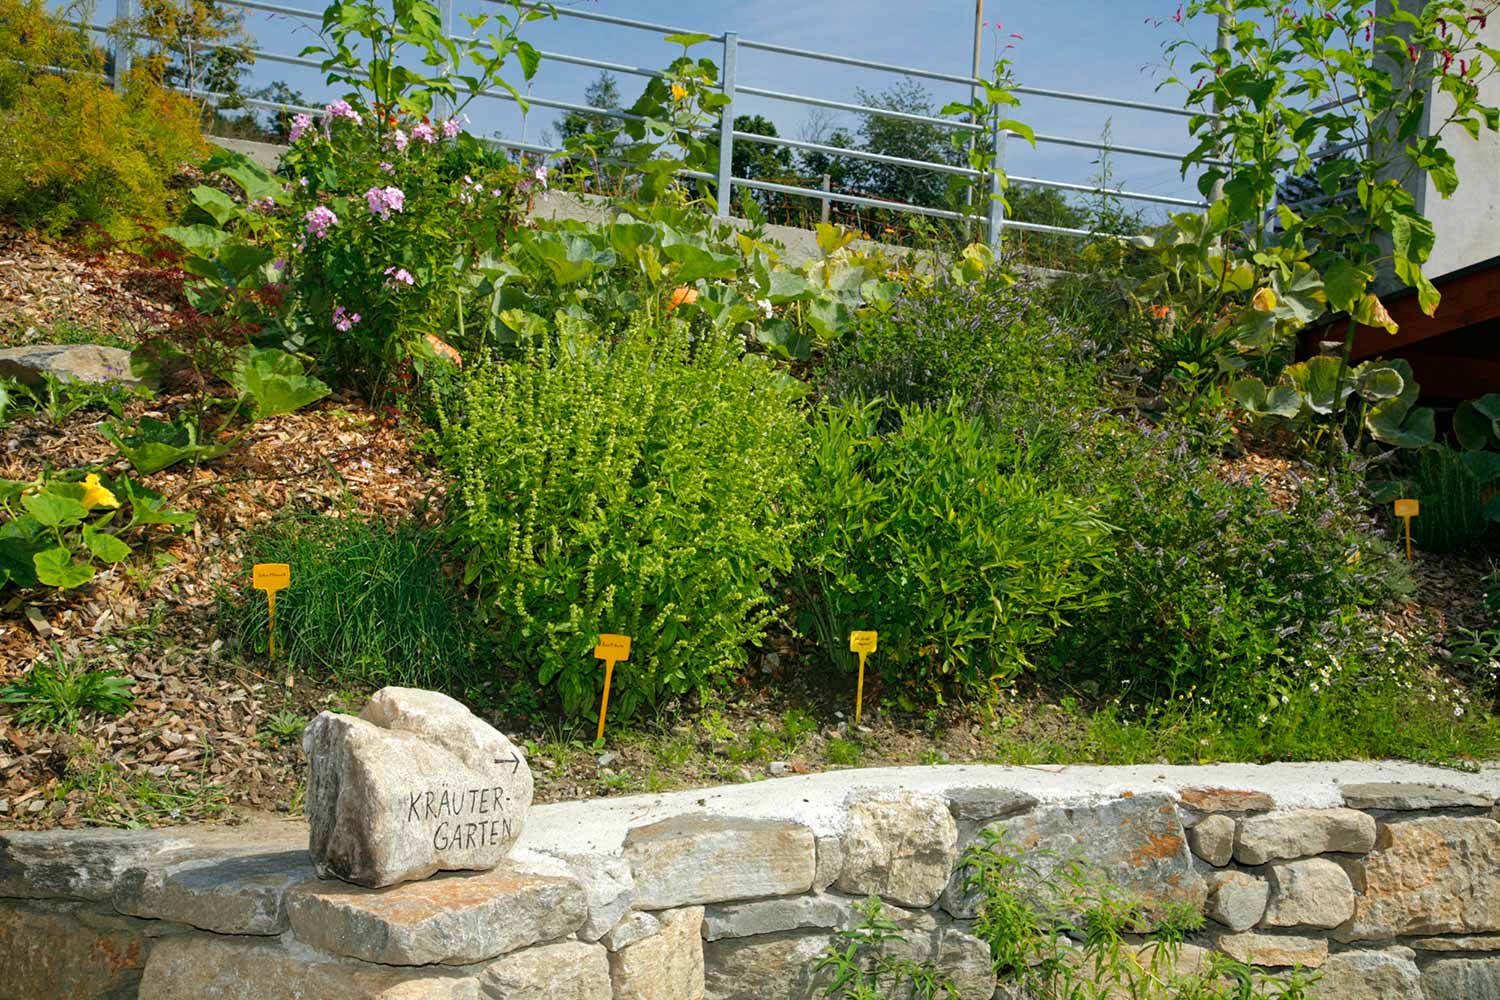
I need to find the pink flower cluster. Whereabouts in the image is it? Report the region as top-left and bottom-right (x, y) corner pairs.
(288, 113), (314, 142)
(304, 205), (338, 238)
(384, 266), (415, 286)
(365, 186), (406, 219)
(332, 305), (361, 332)
(441, 117), (463, 139)
(412, 122), (437, 144)
(325, 99), (361, 123)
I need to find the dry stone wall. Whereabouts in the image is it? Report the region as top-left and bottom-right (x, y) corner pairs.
(1, 761), (1498, 999)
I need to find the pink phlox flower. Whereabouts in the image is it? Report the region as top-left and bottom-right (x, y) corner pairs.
(441, 117), (462, 139)
(383, 266), (415, 286)
(389, 129), (410, 152)
(534, 164), (549, 189)
(288, 113), (314, 142)
(412, 122), (437, 144)
(304, 205), (338, 238)
(324, 99), (361, 123)
(251, 196), (277, 214)
(365, 186), (406, 219)
(380, 161), (395, 174)
(332, 306), (361, 332)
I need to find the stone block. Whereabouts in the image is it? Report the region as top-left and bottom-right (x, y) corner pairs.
(1215, 931), (1329, 968)
(1336, 816), (1500, 941)
(944, 787), (1038, 824)
(285, 863), (586, 966)
(1206, 870), (1269, 931)
(478, 940), (611, 1000)
(1409, 934), (1500, 951)
(1178, 787), (1275, 814)
(112, 848), (315, 935)
(0, 828), (190, 901)
(537, 851), (633, 942)
(1421, 957), (1500, 999)
(702, 894), (852, 941)
(813, 834), (843, 892)
(601, 912), (661, 952)
(952, 792), (1204, 926)
(1234, 809), (1376, 865)
(609, 906), (705, 1000)
(624, 815), (815, 910)
(0, 899), (152, 1000)
(1338, 782), (1492, 811)
(1262, 858), (1355, 929)
(837, 791), (958, 908)
(137, 933), (478, 999)
(1310, 949), (1421, 1000)
(703, 930), (835, 1000)
(303, 687), (533, 889)
(1188, 814), (1236, 867)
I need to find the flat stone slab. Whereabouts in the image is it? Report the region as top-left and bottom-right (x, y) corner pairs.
(944, 787), (1037, 824)
(113, 848), (317, 935)
(702, 930), (837, 1000)
(1338, 782), (1494, 811)
(138, 933), (478, 999)
(623, 815), (814, 910)
(286, 862), (587, 966)
(1420, 957), (1500, 999)
(702, 893), (853, 941)
(1315, 950), (1422, 1000)
(0, 344), (144, 388)
(1178, 787), (1275, 813)
(1215, 931), (1329, 968)
(0, 828), (191, 901)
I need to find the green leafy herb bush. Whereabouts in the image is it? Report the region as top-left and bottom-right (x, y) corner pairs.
(0, 0), (208, 238)
(228, 508), (481, 691)
(438, 321), (807, 721)
(797, 398), (1114, 709)
(0, 643), (135, 731)
(1060, 437), (1407, 706)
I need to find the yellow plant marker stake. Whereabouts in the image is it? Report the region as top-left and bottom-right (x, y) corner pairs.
(849, 630), (878, 724)
(1394, 498), (1420, 561)
(252, 563), (291, 659)
(594, 634), (631, 742)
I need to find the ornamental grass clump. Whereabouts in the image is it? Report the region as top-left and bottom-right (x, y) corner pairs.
(438, 321), (808, 721)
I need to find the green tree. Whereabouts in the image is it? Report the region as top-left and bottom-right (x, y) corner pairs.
(555, 70), (620, 144)
(730, 113), (796, 218)
(849, 78), (962, 210)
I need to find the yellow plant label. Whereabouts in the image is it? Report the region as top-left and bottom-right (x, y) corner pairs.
(253, 563), (291, 592)
(595, 634), (631, 662)
(849, 631), (878, 654)
(1394, 499), (1419, 519)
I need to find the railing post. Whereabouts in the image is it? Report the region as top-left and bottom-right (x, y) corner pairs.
(986, 116), (1007, 248)
(715, 31), (738, 218)
(820, 173), (831, 225)
(112, 0), (133, 92)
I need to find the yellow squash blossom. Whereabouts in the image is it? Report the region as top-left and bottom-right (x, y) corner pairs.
(667, 286), (699, 311)
(80, 473), (119, 511)
(670, 84), (689, 102)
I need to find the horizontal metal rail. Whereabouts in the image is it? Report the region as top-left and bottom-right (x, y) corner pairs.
(533, 49), (662, 80)
(732, 130), (980, 179)
(1008, 174), (1209, 209)
(1031, 130), (1217, 165)
(223, 0), (321, 19)
(735, 85), (986, 132)
(524, 4), (721, 42)
(732, 176), (982, 224)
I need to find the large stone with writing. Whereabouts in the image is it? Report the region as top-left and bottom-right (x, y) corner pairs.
(303, 686), (533, 888)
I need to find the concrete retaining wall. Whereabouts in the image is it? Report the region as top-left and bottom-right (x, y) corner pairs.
(2, 761), (1499, 999)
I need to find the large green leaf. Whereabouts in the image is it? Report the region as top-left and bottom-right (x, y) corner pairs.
(1353, 362), (1405, 402)
(755, 319), (812, 361)
(104, 418), (229, 475)
(160, 224), (231, 255)
(1454, 394), (1500, 450)
(661, 242), (740, 283)
(120, 478), (196, 528)
(33, 546), (95, 589)
(1231, 378), (1303, 419)
(229, 348), (330, 420)
(1282, 356), (1350, 415)
(1364, 398), (1435, 448)
(190, 186), (239, 226)
(21, 491), (86, 528)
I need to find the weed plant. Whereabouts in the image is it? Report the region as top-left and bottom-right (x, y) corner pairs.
(0, 644), (134, 730)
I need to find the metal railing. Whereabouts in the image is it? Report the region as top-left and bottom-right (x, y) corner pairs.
(78, 1), (1232, 246)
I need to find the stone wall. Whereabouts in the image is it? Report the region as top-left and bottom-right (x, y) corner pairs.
(2, 761), (1498, 999)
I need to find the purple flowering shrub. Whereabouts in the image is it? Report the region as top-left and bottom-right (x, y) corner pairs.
(273, 105), (532, 391)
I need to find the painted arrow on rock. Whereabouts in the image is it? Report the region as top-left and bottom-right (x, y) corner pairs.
(494, 751), (522, 774)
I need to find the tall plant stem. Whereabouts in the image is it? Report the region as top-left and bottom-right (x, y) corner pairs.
(1326, 311), (1360, 465)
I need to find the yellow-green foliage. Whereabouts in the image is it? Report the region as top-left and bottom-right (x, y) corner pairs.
(0, 0), (207, 238)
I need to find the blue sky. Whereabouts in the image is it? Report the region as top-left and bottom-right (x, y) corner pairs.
(220, 0), (1221, 216)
